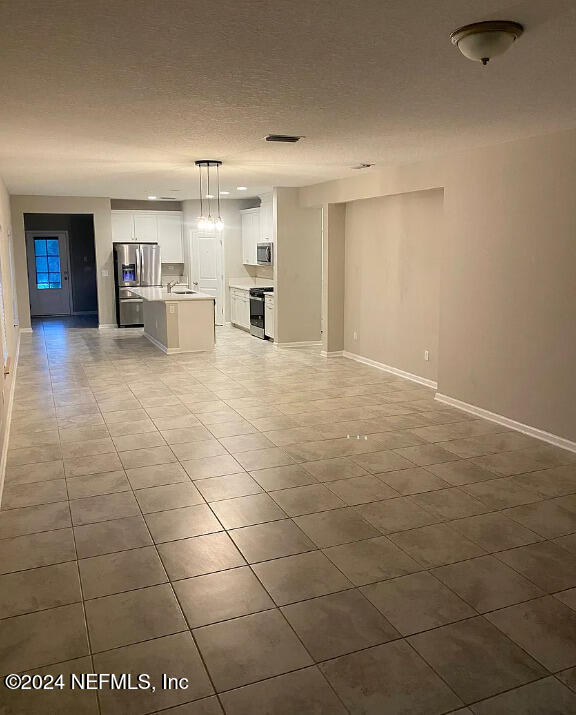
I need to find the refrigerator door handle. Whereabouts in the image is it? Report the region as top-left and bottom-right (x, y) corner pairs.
(136, 245), (142, 285)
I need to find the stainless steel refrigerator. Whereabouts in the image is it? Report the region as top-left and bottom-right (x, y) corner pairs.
(113, 242), (162, 327)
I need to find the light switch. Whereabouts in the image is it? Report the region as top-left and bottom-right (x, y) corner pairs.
(101, 269), (109, 277)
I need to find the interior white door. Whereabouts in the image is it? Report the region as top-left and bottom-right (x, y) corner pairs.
(190, 230), (224, 325)
(26, 231), (73, 316)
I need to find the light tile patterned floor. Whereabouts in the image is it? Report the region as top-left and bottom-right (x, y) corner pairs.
(1, 319), (576, 713)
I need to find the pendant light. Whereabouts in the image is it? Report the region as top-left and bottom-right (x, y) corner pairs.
(195, 160), (224, 231)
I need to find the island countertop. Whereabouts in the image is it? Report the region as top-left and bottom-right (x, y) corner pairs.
(130, 286), (215, 302)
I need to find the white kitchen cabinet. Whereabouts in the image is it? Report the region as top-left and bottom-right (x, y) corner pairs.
(241, 208), (260, 265)
(133, 213), (158, 242)
(111, 211), (183, 262)
(111, 211), (136, 242)
(230, 289), (238, 325)
(230, 287), (250, 330)
(157, 213), (184, 262)
(264, 293), (275, 340)
(239, 291), (250, 329)
(260, 194), (274, 242)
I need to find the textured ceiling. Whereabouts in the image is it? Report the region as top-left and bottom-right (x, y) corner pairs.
(0, 0), (575, 199)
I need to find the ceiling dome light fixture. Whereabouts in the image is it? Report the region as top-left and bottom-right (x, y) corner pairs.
(450, 20), (524, 65)
(195, 160), (224, 231)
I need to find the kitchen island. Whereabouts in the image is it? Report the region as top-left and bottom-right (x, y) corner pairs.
(130, 287), (215, 354)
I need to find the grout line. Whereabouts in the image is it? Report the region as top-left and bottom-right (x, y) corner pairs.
(4, 323), (576, 712)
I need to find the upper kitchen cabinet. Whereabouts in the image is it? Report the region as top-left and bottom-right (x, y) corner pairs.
(133, 213), (158, 242)
(241, 207), (260, 265)
(156, 213), (184, 262)
(111, 210), (184, 262)
(260, 194), (274, 242)
(111, 211), (135, 242)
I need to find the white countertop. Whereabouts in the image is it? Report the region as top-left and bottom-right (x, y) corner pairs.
(229, 281), (275, 291)
(131, 286), (215, 302)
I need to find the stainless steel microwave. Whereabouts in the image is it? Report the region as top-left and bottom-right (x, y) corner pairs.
(257, 242), (273, 265)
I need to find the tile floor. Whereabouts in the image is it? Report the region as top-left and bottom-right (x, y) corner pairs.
(1, 320), (576, 713)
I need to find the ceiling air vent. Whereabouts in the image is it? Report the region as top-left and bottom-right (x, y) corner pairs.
(265, 134), (303, 143)
(159, 197), (177, 200)
(352, 163), (374, 170)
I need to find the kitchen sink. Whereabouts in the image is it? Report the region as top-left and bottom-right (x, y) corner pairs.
(172, 289), (195, 294)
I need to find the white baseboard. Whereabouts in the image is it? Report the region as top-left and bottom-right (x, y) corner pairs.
(342, 350), (438, 389)
(435, 393), (576, 454)
(276, 341), (322, 348)
(143, 332), (208, 355)
(0, 332), (20, 507)
(98, 324), (117, 330)
(321, 350), (344, 357)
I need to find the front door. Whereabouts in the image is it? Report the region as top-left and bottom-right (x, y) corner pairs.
(26, 231), (72, 316)
(190, 230), (224, 325)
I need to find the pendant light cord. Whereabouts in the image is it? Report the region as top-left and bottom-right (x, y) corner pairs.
(198, 163), (203, 218)
(207, 164), (211, 219)
(217, 164), (222, 221)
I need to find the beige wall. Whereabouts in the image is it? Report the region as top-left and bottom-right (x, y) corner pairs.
(0, 176), (20, 493)
(274, 187), (322, 345)
(344, 190), (442, 382)
(300, 127), (576, 442)
(322, 203), (346, 354)
(10, 195), (115, 328)
(111, 199), (182, 211)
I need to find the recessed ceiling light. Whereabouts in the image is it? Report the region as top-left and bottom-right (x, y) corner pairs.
(237, 186), (247, 191)
(206, 194), (215, 199)
(147, 195), (157, 200)
(220, 191), (230, 195)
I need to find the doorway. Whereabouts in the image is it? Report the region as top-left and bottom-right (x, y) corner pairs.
(25, 231), (72, 316)
(24, 214), (98, 320)
(187, 229), (225, 325)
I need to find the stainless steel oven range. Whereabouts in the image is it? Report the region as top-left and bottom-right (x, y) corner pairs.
(249, 287), (274, 339)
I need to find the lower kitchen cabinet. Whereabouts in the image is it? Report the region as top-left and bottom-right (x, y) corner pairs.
(264, 293), (275, 339)
(230, 287), (250, 330)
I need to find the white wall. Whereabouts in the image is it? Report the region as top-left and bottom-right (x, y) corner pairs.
(10, 195), (115, 328)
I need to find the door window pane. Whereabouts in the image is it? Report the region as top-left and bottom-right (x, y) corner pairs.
(35, 256), (48, 273)
(47, 239), (59, 255)
(47, 256), (60, 272)
(34, 237), (62, 290)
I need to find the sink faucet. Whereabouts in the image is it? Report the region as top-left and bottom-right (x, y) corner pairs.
(166, 280), (179, 293)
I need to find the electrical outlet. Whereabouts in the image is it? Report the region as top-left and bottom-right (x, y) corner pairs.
(353, 330), (358, 341)
(169, 304), (176, 314)
(424, 350), (430, 361)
